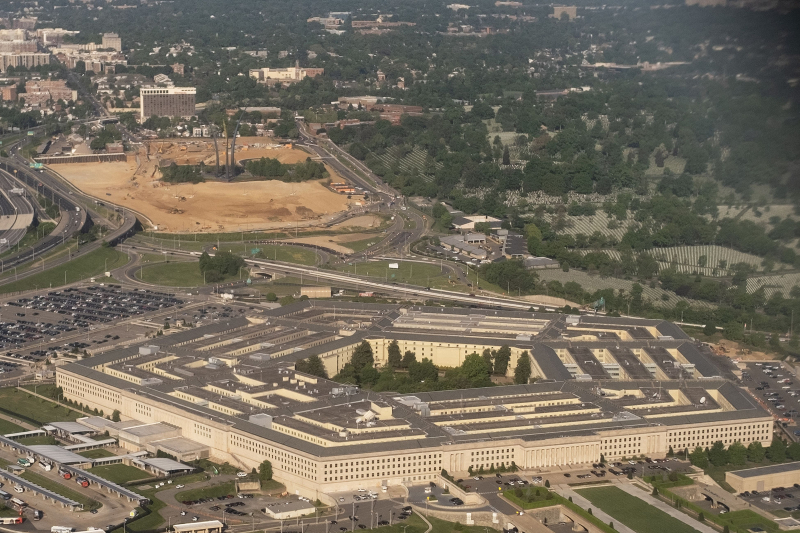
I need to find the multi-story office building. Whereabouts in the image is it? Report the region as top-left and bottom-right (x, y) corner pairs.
(139, 86), (196, 120)
(56, 302), (771, 500)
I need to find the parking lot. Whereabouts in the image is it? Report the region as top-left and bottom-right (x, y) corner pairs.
(0, 285), (263, 364)
(736, 484), (800, 515)
(744, 362), (800, 435)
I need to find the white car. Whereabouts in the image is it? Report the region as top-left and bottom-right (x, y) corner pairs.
(236, 472), (248, 478)
(176, 485), (184, 489)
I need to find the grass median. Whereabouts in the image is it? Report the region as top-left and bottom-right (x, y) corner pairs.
(175, 480), (236, 502)
(0, 246), (128, 294)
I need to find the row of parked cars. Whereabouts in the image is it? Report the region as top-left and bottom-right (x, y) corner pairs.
(9, 286), (184, 324)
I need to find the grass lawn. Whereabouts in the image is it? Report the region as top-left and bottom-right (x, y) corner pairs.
(175, 480), (235, 502)
(578, 486), (699, 533)
(135, 261), (247, 287)
(717, 509), (780, 533)
(343, 236), (382, 253)
(79, 449), (116, 459)
(0, 247), (128, 294)
(18, 435), (58, 445)
(0, 387), (82, 424)
(20, 470), (101, 510)
(88, 464), (150, 484)
(336, 260), (453, 289)
(0, 418), (26, 435)
(254, 244), (318, 265)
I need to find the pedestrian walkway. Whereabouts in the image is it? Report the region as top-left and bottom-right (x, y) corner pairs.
(616, 483), (715, 533)
(556, 487), (637, 533)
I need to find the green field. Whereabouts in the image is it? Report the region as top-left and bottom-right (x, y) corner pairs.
(0, 387), (82, 424)
(342, 236), (383, 253)
(18, 435), (58, 445)
(135, 260), (248, 287)
(0, 247), (128, 294)
(20, 470), (101, 510)
(88, 464), (150, 484)
(79, 449), (116, 459)
(578, 486), (700, 533)
(0, 418), (26, 435)
(336, 260), (454, 289)
(254, 244), (318, 265)
(175, 480), (235, 502)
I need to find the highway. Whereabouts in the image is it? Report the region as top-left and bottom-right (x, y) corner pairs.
(0, 170), (34, 254)
(0, 143), (138, 283)
(118, 242), (534, 310)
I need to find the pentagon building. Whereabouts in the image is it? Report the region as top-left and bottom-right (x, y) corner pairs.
(57, 301), (770, 496)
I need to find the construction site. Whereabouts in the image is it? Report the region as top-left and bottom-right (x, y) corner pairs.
(49, 137), (354, 233)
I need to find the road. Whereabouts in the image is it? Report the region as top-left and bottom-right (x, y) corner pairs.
(0, 169), (34, 253)
(0, 142), (138, 285)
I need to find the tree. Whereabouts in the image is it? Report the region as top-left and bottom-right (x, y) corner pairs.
(258, 460), (273, 482)
(494, 345), (511, 375)
(708, 441), (728, 467)
(514, 351), (532, 384)
(401, 350), (417, 369)
(652, 487), (659, 496)
(502, 146), (510, 165)
(747, 441), (766, 463)
(351, 341), (375, 373)
(689, 446), (708, 468)
(703, 321), (717, 336)
(481, 348), (494, 375)
(667, 446), (674, 457)
(409, 358), (438, 383)
(727, 441), (747, 466)
(787, 442), (800, 461)
(387, 340), (402, 369)
(295, 355), (328, 378)
(111, 409), (121, 422)
(461, 353), (491, 385)
(544, 480), (550, 488)
(768, 439), (787, 463)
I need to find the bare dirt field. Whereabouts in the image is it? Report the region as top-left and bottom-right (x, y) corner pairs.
(282, 232), (381, 253)
(51, 143), (352, 233)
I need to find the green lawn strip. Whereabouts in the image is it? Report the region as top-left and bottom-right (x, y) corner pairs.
(78, 449), (116, 459)
(0, 507), (18, 517)
(577, 486), (698, 533)
(18, 435), (58, 445)
(336, 260), (452, 289)
(88, 464), (150, 484)
(0, 419), (26, 434)
(19, 470), (101, 510)
(175, 480), (236, 502)
(503, 491), (616, 533)
(427, 515), (499, 533)
(0, 247), (128, 294)
(0, 387), (83, 424)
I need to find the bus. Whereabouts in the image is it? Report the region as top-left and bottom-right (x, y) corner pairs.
(10, 497), (26, 511)
(0, 517), (22, 525)
(17, 458), (31, 467)
(0, 490), (10, 500)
